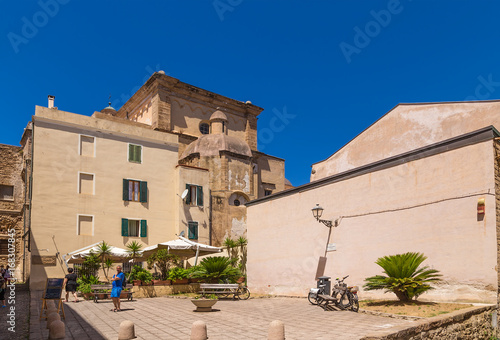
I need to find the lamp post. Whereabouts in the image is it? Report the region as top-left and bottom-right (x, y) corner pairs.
(312, 204), (338, 257)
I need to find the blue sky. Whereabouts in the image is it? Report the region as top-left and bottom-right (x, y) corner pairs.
(2, 1), (500, 186)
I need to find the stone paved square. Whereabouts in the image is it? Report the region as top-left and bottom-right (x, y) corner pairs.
(29, 291), (413, 339)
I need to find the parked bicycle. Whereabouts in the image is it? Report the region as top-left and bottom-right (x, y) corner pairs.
(308, 275), (358, 312)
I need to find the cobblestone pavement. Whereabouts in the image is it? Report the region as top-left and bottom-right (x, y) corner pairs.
(0, 283), (30, 340)
(29, 292), (413, 340)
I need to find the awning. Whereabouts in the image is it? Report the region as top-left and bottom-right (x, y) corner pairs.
(141, 236), (222, 264)
(64, 243), (137, 264)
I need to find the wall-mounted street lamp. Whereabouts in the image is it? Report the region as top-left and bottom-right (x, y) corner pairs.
(312, 204), (338, 257)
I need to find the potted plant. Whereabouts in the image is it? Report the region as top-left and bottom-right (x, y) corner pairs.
(77, 282), (93, 300)
(168, 267), (188, 284)
(128, 265), (146, 286)
(137, 270), (153, 286)
(191, 294), (218, 312)
(77, 275), (100, 300)
(120, 288), (130, 299)
(189, 256), (242, 283)
(187, 265), (203, 283)
(147, 250), (179, 284)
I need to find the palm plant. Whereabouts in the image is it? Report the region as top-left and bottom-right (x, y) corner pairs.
(190, 256), (242, 283)
(364, 252), (442, 302)
(235, 236), (247, 275)
(95, 241), (113, 281)
(126, 240), (143, 261)
(223, 237), (237, 261)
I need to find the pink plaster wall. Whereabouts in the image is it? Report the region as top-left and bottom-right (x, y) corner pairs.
(312, 101), (500, 181)
(248, 140), (497, 303)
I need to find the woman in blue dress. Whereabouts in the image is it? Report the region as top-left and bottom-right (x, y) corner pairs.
(110, 265), (125, 312)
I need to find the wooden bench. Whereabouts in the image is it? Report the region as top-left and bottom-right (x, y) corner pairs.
(90, 284), (134, 303)
(199, 283), (239, 299)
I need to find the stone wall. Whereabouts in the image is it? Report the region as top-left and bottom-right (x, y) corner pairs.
(361, 305), (497, 339)
(0, 143), (25, 279)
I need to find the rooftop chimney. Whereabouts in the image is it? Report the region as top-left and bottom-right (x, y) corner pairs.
(48, 95), (55, 109)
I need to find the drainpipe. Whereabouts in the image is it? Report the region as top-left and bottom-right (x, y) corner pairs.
(209, 189), (212, 246)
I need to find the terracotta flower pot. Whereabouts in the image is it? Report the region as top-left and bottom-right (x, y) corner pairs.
(133, 280), (141, 286)
(172, 278), (189, 285)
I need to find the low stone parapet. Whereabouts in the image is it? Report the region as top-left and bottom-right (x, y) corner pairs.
(131, 283), (200, 298)
(361, 305), (497, 339)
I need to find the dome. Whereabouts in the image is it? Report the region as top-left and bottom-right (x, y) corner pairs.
(210, 109), (228, 121)
(180, 134), (252, 160)
(100, 103), (117, 115)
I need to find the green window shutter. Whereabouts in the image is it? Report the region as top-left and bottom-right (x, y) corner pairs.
(140, 220), (147, 237)
(136, 145), (142, 163)
(188, 221), (198, 240)
(121, 218), (129, 237)
(129, 144), (142, 163)
(123, 179), (129, 201)
(185, 184), (191, 204)
(128, 145), (134, 162)
(196, 186), (203, 206)
(140, 181), (148, 203)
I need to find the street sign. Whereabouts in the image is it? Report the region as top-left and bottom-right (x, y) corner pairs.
(327, 243), (336, 252)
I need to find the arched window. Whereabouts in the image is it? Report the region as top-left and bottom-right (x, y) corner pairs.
(229, 192), (249, 206)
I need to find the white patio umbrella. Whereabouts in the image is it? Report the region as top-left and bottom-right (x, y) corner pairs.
(141, 236), (222, 265)
(64, 242), (138, 264)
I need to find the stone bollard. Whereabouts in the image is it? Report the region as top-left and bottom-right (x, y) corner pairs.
(48, 320), (65, 339)
(46, 300), (56, 309)
(268, 320), (285, 340)
(46, 312), (61, 329)
(190, 320), (208, 340)
(118, 320), (136, 340)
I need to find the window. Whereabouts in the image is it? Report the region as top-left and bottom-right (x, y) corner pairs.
(185, 184), (203, 206)
(80, 135), (95, 157)
(0, 185), (14, 201)
(188, 221), (198, 240)
(79, 173), (94, 195)
(264, 190), (272, 196)
(199, 122), (210, 135)
(0, 239), (8, 255)
(123, 179), (147, 202)
(77, 215), (93, 236)
(229, 192), (248, 206)
(122, 261), (142, 274)
(121, 219), (147, 237)
(73, 263), (98, 278)
(128, 144), (142, 163)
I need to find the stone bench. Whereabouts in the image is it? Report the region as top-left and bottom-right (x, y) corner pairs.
(199, 283), (239, 299)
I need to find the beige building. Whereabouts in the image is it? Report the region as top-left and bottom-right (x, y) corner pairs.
(15, 73), (285, 289)
(247, 101), (500, 303)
